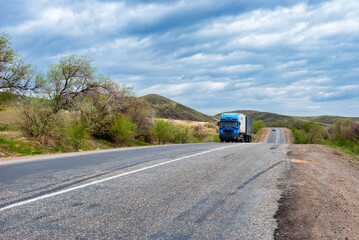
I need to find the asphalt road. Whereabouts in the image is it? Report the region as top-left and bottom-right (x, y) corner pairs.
(266, 128), (287, 144)
(0, 131), (289, 239)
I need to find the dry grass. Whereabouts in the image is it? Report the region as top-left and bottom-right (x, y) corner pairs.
(0, 107), (19, 126)
(166, 119), (218, 134)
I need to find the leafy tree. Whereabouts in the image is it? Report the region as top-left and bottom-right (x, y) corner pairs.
(45, 54), (97, 113)
(75, 84), (134, 140)
(123, 97), (154, 142)
(0, 33), (43, 95)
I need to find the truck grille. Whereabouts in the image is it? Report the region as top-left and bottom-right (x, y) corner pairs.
(224, 129), (234, 134)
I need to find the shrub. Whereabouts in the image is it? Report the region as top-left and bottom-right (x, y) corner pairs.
(108, 114), (136, 146)
(327, 120), (359, 154)
(66, 120), (88, 151)
(204, 122), (217, 130)
(192, 125), (207, 140)
(19, 98), (63, 144)
(252, 120), (264, 134)
(172, 126), (191, 144)
(150, 119), (171, 144)
(0, 123), (9, 131)
(291, 121), (324, 144)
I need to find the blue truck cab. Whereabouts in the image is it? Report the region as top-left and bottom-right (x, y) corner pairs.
(218, 113), (252, 142)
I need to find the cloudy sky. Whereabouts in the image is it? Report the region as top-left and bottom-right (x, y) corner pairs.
(1, 0), (359, 117)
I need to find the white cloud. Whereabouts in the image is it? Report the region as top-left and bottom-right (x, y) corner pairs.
(3, 0), (359, 116)
(139, 81), (229, 96)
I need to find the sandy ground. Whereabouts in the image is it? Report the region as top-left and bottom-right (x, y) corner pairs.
(275, 144), (359, 239)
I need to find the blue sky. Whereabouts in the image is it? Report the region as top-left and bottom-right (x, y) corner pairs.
(1, 0), (359, 117)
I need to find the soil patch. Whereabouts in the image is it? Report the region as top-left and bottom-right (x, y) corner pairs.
(275, 144), (359, 239)
(254, 127), (269, 143)
(284, 128), (293, 144)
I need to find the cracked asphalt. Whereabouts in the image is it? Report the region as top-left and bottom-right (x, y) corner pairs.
(1, 131), (288, 239)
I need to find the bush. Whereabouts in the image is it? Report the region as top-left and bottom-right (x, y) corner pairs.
(0, 123), (9, 131)
(66, 120), (87, 151)
(327, 120), (359, 154)
(150, 119), (171, 144)
(192, 125), (207, 140)
(19, 98), (63, 144)
(172, 126), (191, 144)
(291, 121), (324, 144)
(252, 120), (264, 134)
(108, 114), (136, 146)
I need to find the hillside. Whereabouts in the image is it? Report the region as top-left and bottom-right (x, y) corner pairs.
(141, 94), (358, 125)
(213, 110), (296, 124)
(213, 110), (359, 125)
(296, 115), (359, 125)
(141, 94), (216, 122)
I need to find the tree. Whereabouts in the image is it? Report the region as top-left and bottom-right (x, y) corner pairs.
(0, 33), (43, 95)
(45, 54), (97, 113)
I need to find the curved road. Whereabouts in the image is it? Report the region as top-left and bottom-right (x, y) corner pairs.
(0, 130), (289, 239)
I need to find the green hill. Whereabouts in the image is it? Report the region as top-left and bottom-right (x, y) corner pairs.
(296, 115), (359, 125)
(214, 110), (359, 125)
(141, 94), (217, 122)
(213, 110), (296, 123)
(141, 94), (358, 125)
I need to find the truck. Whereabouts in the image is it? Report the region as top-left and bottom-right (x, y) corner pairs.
(218, 113), (252, 142)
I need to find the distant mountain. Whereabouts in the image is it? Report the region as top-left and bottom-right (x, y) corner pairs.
(141, 94), (358, 125)
(141, 94), (217, 122)
(213, 110), (296, 124)
(214, 110), (359, 125)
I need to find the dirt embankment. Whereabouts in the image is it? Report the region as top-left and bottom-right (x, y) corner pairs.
(284, 128), (293, 144)
(275, 144), (359, 239)
(253, 128), (269, 143)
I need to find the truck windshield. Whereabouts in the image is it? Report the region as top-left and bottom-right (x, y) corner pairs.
(220, 121), (238, 128)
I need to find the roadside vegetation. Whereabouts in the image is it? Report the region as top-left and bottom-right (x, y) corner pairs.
(1, 33), (357, 158)
(284, 120), (359, 158)
(0, 33), (221, 157)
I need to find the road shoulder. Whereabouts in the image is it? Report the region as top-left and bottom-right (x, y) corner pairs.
(254, 128), (269, 143)
(275, 144), (359, 239)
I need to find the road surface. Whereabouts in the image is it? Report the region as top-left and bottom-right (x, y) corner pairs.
(0, 130), (289, 239)
(266, 128), (287, 144)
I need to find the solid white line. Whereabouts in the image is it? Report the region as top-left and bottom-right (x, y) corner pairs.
(0, 144), (236, 212)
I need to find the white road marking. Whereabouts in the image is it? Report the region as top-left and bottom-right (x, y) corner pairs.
(0, 145), (236, 212)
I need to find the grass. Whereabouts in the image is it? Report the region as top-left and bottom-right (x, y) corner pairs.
(325, 141), (359, 160)
(0, 107), (19, 125)
(0, 136), (54, 157)
(0, 124), (10, 131)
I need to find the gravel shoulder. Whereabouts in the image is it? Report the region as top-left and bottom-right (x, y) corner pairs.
(275, 144), (359, 239)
